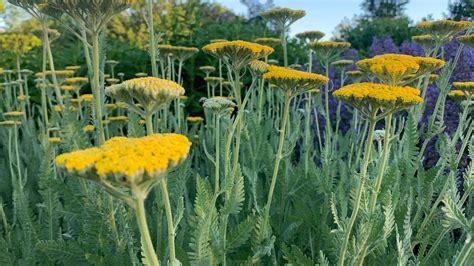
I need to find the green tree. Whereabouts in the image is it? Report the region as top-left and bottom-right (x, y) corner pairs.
(362, 0), (409, 18)
(449, 0), (474, 20)
(336, 15), (416, 56)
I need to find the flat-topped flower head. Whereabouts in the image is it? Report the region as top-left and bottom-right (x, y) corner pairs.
(199, 66), (216, 75)
(448, 90), (472, 102)
(3, 111), (25, 119)
(48, 137), (62, 144)
(20, 69), (34, 76)
(106, 78), (120, 85)
(296, 30), (325, 43)
(172, 46), (199, 62)
(308, 41), (351, 63)
(332, 59), (354, 69)
(187, 116), (204, 123)
(333, 82), (423, 118)
(64, 77), (89, 85)
(416, 20), (471, 44)
(83, 124), (95, 132)
(415, 56), (445, 75)
(202, 40), (274, 70)
(80, 94), (93, 102)
(17, 95), (28, 102)
(158, 44), (175, 59)
(356, 54), (444, 86)
(56, 133), (191, 195)
(106, 60), (119, 67)
(412, 35), (435, 51)
(260, 8), (306, 28)
(457, 34), (474, 48)
(210, 39), (228, 43)
(109, 116), (128, 122)
(249, 60), (269, 75)
(203, 96), (236, 114)
(453, 82), (474, 94)
(106, 77), (184, 116)
(135, 72), (148, 78)
(204, 77), (224, 87)
(44, 0), (135, 32)
(65, 65), (81, 71)
(263, 66), (328, 98)
(60, 85), (75, 92)
(0, 120), (22, 127)
(254, 37), (281, 47)
(346, 70), (365, 83)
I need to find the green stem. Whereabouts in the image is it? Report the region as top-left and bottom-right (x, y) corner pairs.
(146, 112), (154, 136)
(357, 113), (393, 264)
(262, 94), (291, 239)
(147, 0), (159, 78)
(14, 124), (22, 182)
(160, 179), (177, 265)
(454, 236), (473, 266)
(135, 198), (160, 266)
(338, 112), (377, 266)
(281, 27), (288, 67)
(42, 22), (64, 108)
(92, 32), (106, 144)
(214, 116), (220, 195)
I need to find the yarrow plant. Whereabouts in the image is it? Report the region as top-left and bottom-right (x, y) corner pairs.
(0, 4), (472, 266)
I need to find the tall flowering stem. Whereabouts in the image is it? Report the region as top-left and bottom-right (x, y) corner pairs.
(43, 0), (135, 144)
(262, 66), (328, 250)
(333, 81), (424, 265)
(309, 41), (350, 143)
(56, 134), (192, 266)
(260, 8), (306, 67)
(106, 77), (184, 264)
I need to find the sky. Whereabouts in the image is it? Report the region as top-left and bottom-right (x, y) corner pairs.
(215, 0), (451, 39)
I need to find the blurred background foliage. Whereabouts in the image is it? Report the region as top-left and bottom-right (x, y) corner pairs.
(0, 0), (471, 114)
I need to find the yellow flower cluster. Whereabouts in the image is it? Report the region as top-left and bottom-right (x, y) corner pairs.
(295, 31), (325, 43)
(416, 20), (471, 41)
(17, 95), (27, 102)
(109, 116), (128, 122)
(254, 37), (281, 46)
(356, 54), (444, 85)
(48, 137), (62, 144)
(202, 40), (274, 70)
(0, 120), (21, 127)
(35, 70), (75, 77)
(412, 35), (435, 50)
(333, 82), (423, 109)
(308, 41), (351, 61)
(172, 46), (199, 61)
(187, 116), (204, 123)
(448, 90), (470, 99)
(346, 70), (365, 81)
(65, 65), (81, 71)
(249, 60), (269, 74)
(457, 34), (474, 47)
(263, 66), (328, 97)
(106, 77), (184, 113)
(199, 66), (216, 74)
(64, 77), (89, 84)
(55, 134), (191, 187)
(83, 124), (95, 132)
(3, 111), (25, 118)
(453, 81), (474, 93)
(80, 94), (93, 102)
(260, 8), (306, 27)
(60, 85), (75, 91)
